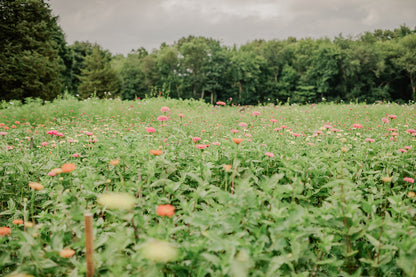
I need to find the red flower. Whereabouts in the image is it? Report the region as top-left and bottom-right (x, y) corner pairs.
(157, 204), (175, 217)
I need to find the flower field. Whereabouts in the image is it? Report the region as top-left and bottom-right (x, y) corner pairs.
(0, 97), (415, 276)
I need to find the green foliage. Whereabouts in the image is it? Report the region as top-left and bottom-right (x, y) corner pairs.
(78, 45), (121, 99)
(0, 0), (70, 101)
(1, 99), (416, 276)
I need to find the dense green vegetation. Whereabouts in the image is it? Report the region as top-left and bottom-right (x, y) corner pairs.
(0, 97), (415, 276)
(1, 0), (416, 104)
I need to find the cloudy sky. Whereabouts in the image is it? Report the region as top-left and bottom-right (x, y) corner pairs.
(49, 0), (416, 55)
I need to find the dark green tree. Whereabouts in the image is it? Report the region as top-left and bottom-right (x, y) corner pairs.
(0, 0), (70, 101)
(78, 45), (120, 98)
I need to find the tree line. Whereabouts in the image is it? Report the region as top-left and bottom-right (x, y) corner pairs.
(1, 0), (416, 105)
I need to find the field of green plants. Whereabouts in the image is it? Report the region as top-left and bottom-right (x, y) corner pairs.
(0, 97), (415, 277)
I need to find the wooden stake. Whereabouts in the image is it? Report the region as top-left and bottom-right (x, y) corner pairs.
(84, 213), (94, 277)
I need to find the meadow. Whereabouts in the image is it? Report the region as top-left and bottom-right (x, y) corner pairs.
(0, 96), (415, 277)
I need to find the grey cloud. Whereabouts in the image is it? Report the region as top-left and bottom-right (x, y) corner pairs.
(49, 0), (416, 54)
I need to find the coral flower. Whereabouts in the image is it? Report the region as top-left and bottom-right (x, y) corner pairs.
(61, 163), (76, 173)
(270, 119), (278, 123)
(223, 164), (232, 172)
(265, 152), (274, 157)
(12, 219), (24, 225)
(29, 182), (43, 191)
(59, 248), (76, 258)
(388, 114), (397, 119)
(192, 137), (201, 143)
(196, 144), (208, 149)
(110, 159), (120, 166)
(232, 138), (243, 145)
(352, 124), (363, 129)
(0, 226), (11, 236)
(160, 106), (170, 113)
(157, 204), (175, 217)
(408, 191), (415, 198)
(216, 101), (226, 106)
(404, 177), (414, 183)
(157, 115), (169, 122)
(178, 113), (185, 118)
(149, 149), (162, 156)
(146, 127), (156, 133)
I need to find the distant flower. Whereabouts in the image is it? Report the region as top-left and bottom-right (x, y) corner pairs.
(157, 115), (169, 122)
(149, 149), (162, 156)
(212, 142), (221, 146)
(97, 192), (136, 210)
(216, 101), (226, 106)
(405, 129), (416, 134)
(265, 152), (274, 157)
(341, 147), (348, 153)
(398, 148), (407, 153)
(61, 163), (76, 173)
(12, 219), (24, 225)
(238, 122), (248, 128)
(142, 239), (178, 263)
(352, 124), (363, 129)
(404, 177), (414, 183)
(28, 182), (43, 191)
(388, 114), (397, 119)
(59, 248), (75, 258)
(196, 144), (208, 149)
(232, 138), (243, 145)
(381, 176), (392, 183)
(291, 133), (301, 137)
(252, 111), (261, 116)
(269, 119), (278, 123)
(85, 131), (94, 136)
(157, 204), (175, 217)
(0, 226), (11, 236)
(404, 146), (412, 150)
(231, 129), (239, 133)
(223, 164), (232, 172)
(192, 137), (201, 143)
(408, 191), (415, 198)
(365, 138), (375, 143)
(381, 117), (389, 124)
(146, 127), (156, 133)
(331, 128), (340, 132)
(160, 106), (170, 113)
(72, 153), (81, 158)
(40, 142), (49, 146)
(0, 132), (7, 136)
(110, 159), (120, 166)
(178, 113), (185, 118)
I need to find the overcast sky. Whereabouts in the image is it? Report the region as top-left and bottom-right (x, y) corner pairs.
(49, 0), (416, 55)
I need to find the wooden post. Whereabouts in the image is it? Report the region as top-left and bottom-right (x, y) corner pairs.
(84, 213), (94, 277)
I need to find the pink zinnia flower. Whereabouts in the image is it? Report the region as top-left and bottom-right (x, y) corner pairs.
(252, 111), (261, 116)
(388, 114), (397, 119)
(291, 133), (301, 137)
(192, 137), (201, 143)
(398, 149), (407, 153)
(280, 125), (287, 129)
(178, 113), (185, 118)
(40, 142), (49, 146)
(406, 129), (416, 134)
(216, 101), (226, 106)
(231, 129), (239, 133)
(265, 152), (274, 157)
(269, 119), (278, 123)
(146, 127), (156, 133)
(73, 153), (81, 158)
(157, 116), (169, 122)
(381, 117), (389, 124)
(196, 144), (208, 149)
(365, 138), (375, 143)
(403, 177), (414, 183)
(0, 132), (7, 136)
(85, 132), (94, 136)
(238, 122), (248, 128)
(404, 146), (411, 150)
(352, 124), (363, 129)
(160, 106), (170, 113)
